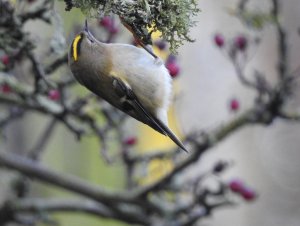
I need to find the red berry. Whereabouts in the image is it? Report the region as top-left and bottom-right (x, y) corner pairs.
(48, 90), (60, 101)
(214, 33), (225, 47)
(123, 137), (137, 146)
(0, 84), (12, 94)
(240, 187), (257, 201)
(234, 36), (247, 51)
(166, 62), (180, 78)
(230, 98), (240, 111)
(99, 16), (113, 28)
(1, 55), (10, 65)
(229, 179), (244, 193)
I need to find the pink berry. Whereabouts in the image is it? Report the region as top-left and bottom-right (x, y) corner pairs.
(99, 16), (113, 28)
(229, 179), (244, 193)
(230, 98), (240, 111)
(241, 187), (257, 201)
(166, 62), (180, 78)
(1, 55), (10, 66)
(123, 137), (137, 146)
(214, 33), (225, 47)
(48, 90), (60, 101)
(234, 35), (247, 51)
(0, 84), (12, 94)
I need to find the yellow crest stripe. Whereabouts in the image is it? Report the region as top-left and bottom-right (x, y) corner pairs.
(72, 35), (82, 61)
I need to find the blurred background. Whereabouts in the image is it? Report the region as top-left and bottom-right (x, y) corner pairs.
(1, 0), (300, 225)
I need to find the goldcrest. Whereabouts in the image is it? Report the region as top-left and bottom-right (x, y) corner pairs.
(68, 21), (187, 152)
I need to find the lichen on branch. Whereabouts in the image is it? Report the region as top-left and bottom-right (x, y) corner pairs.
(63, 0), (200, 52)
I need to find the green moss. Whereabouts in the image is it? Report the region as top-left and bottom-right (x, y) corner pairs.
(64, 0), (200, 53)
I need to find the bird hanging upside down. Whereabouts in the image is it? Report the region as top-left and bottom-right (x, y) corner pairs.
(68, 21), (187, 152)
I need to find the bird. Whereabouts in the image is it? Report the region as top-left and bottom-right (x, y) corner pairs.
(68, 21), (187, 152)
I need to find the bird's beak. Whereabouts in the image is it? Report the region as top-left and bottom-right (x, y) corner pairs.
(84, 19), (89, 32)
(84, 19), (96, 42)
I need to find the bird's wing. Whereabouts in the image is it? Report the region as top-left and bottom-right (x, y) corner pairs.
(112, 76), (187, 152)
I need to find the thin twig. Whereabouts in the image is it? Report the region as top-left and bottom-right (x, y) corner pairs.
(28, 118), (57, 160)
(177, 201), (234, 226)
(238, 0), (249, 11)
(26, 51), (55, 91)
(271, 0), (287, 80)
(10, 198), (145, 224)
(128, 150), (177, 163)
(0, 108), (25, 129)
(45, 53), (68, 74)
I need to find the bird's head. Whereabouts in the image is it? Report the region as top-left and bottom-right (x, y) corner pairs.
(69, 20), (99, 64)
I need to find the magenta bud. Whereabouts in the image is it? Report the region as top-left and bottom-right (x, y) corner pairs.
(166, 62), (180, 78)
(229, 98), (240, 111)
(0, 84), (12, 94)
(229, 179), (244, 193)
(123, 137), (137, 146)
(99, 16), (113, 28)
(214, 33), (225, 47)
(241, 187), (257, 201)
(48, 90), (60, 101)
(0, 55), (10, 66)
(234, 35), (248, 51)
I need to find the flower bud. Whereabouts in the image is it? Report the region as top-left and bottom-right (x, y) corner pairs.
(214, 33), (225, 47)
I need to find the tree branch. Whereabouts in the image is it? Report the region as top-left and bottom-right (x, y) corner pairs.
(271, 0), (287, 80)
(45, 53), (68, 74)
(0, 150), (136, 204)
(27, 118), (57, 160)
(9, 198), (146, 225)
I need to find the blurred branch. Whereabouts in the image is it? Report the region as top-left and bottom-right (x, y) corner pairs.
(0, 150), (137, 204)
(238, 0), (250, 11)
(0, 107), (25, 129)
(232, 60), (260, 90)
(45, 53), (68, 74)
(26, 50), (55, 91)
(28, 118), (57, 160)
(128, 150), (177, 163)
(20, 6), (50, 24)
(10, 198), (147, 225)
(12, 198), (114, 218)
(271, 0), (287, 80)
(177, 200), (233, 226)
(278, 111), (300, 121)
(0, 93), (63, 116)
